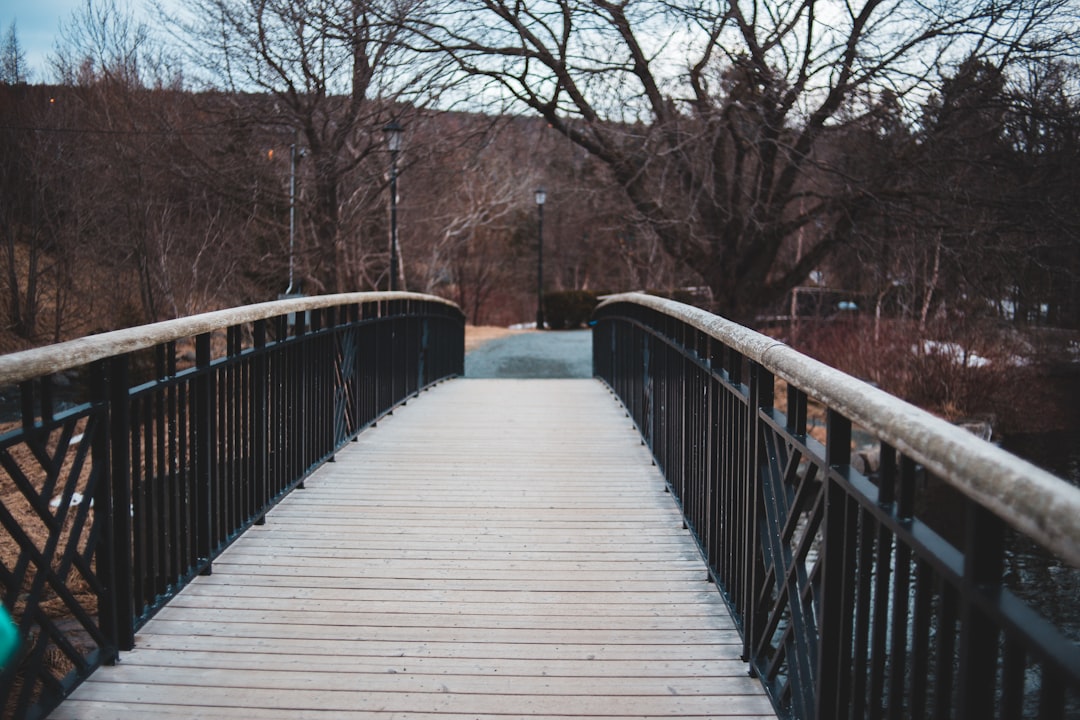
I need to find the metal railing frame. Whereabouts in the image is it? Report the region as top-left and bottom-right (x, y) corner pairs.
(593, 292), (1080, 720)
(0, 292), (464, 720)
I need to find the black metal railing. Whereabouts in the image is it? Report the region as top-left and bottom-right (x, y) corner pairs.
(0, 292), (464, 720)
(593, 293), (1080, 720)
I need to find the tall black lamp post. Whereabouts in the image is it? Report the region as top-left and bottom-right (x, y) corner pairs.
(535, 187), (546, 330)
(384, 120), (403, 291)
(285, 143), (300, 295)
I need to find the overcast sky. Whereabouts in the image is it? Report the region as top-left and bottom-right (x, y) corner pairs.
(3, 0), (79, 79)
(2, 0), (171, 81)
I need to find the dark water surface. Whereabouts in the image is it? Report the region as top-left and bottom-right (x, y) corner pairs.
(1003, 430), (1080, 489)
(1001, 430), (1080, 644)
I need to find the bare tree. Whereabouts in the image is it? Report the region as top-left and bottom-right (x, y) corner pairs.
(1, 21), (28, 84)
(406, 0), (1078, 321)
(174, 0), (450, 294)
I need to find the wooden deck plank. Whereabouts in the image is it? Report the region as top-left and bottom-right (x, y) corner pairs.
(54, 379), (775, 719)
(149, 607), (736, 631)
(172, 582), (725, 606)
(164, 596), (729, 618)
(55, 707), (779, 720)
(65, 648), (751, 677)
(60, 684), (773, 716)
(127, 633), (750, 661)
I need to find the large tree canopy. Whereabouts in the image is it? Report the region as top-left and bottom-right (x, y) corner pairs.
(177, 0), (447, 293)
(407, 0), (1077, 320)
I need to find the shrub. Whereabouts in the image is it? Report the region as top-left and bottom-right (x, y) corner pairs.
(787, 316), (1044, 434)
(543, 290), (599, 329)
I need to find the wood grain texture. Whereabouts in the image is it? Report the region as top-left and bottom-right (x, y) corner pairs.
(54, 378), (775, 719)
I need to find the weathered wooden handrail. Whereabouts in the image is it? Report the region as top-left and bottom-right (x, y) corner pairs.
(593, 292), (1080, 720)
(0, 292), (465, 720)
(0, 292), (456, 386)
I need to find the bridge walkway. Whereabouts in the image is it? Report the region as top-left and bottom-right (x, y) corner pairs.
(52, 379), (775, 719)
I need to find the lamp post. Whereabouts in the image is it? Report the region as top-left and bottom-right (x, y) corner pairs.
(285, 143), (305, 296)
(535, 187), (546, 330)
(384, 120), (403, 291)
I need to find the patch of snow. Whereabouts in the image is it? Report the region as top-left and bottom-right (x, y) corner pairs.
(915, 341), (991, 368)
(50, 492), (88, 509)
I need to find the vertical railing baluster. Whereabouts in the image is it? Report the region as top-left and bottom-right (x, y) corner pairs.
(932, 581), (958, 720)
(165, 343), (180, 587)
(817, 409), (853, 720)
(154, 346), (169, 598)
(107, 354), (135, 650)
(225, 326), (237, 533)
(887, 455), (917, 720)
(868, 443), (895, 719)
(129, 395), (144, 618)
(193, 333), (213, 575)
(90, 360), (119, 663)
(705, 336), (721, 583)
(253, 320), (268, 523)
(746, 359), (773, 670)
(347, 304), (361, 437)
(1039, 666), (1066, 719)
(958, 501), (1005, 719)
(852, 503), (876, 719)
(271, 315), (285, 495)
(140, 391), (156, 610)
(292, 315), (306, 488)
(419, 315), (429, 395)
(786, 382), (807, 436)
(1000, 635), (1025, 718)
(909, 558), (933, 717)
(217, 336), (230, 541)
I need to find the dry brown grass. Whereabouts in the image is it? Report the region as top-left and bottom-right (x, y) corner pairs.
(0, 418), (100, 714)
(464, 325), (531, 353)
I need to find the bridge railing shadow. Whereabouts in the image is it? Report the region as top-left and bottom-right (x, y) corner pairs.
(594, 292), (1080, 720)
(0, 292), (464, 720)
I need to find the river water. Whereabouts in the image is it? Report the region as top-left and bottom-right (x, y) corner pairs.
(1000, 430), (1080, 645)
(1003, 430), (1080, 490)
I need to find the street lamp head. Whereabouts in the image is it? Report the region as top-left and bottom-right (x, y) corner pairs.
(383, 119), (403, 153)
(535, 187), (546, 206)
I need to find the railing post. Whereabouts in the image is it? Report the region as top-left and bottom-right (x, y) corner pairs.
(106, 355), (135, 651)
(745, 359), (772, 672)
(957, 501), (1004, 719)
(293, 315), (308, 487)
(89, 361), (116, 660)
(817, 409), (854, 720)
(419, 313), (429, 393)
(253, 320), (268, 523)
(193, 333), (214, 575)
(641, 325), (652, 448)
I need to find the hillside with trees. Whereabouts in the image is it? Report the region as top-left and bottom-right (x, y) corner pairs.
(0, 0), (1078, 432)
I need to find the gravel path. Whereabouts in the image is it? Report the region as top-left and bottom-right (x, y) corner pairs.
(464, 330), (593, 378)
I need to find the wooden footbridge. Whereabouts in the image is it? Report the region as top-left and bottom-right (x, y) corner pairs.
(50, 378), (774, 719)
(0, 292), (1077, 720)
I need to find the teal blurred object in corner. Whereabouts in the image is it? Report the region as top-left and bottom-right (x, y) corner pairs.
(0, 605), (18, 670)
